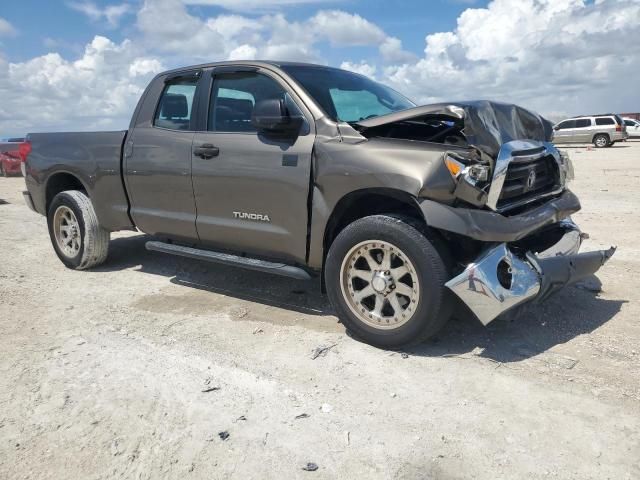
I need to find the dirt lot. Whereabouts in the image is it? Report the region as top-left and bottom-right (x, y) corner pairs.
(1, 142), (639, 480)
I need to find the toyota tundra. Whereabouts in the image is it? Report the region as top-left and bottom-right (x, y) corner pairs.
(20, 61), (615, 348)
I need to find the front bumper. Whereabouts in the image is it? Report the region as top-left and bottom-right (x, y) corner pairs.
(419, 190), (581, 243)
(445, 221), (616, 325)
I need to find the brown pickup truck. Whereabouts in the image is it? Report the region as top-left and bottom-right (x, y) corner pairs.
(21, 61), (615, 348)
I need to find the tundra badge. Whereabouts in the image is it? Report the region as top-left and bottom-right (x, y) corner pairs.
(233, 211), (271, 222)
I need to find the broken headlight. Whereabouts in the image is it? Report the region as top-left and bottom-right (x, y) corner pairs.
(444, 154), (491, 185)
(444, 153), (491, 207)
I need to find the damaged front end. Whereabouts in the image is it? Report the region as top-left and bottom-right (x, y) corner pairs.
(355, 100), (615, 324)
(445, 221), (616, 325)
(440, 138), (613, 324)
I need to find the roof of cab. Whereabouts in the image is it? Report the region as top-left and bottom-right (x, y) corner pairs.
(155, 60), (341, 78)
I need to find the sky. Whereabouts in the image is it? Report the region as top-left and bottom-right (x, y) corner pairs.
(0, 0), (639, 136)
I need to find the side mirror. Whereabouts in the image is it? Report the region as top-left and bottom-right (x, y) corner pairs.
(251, 99), (303, 136)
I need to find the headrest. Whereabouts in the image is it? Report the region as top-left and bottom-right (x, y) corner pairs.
(216, 97), (254, 117)
(161, 93), (189, 119)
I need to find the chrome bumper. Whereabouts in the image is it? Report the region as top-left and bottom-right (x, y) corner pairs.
(445, 223), (615, 325)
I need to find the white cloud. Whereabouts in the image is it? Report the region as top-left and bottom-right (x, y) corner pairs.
(0, 17), (18, 37)
(379, 37), (416, 64)
(0, 36), (163, 134)
(2, 0), (639, 136)
(381, 0), (640, 116)
(340, 61), (377, 78)
(135, 0), (389, 64)
(182, 0), (336, 11)
(68, 1), (132, 27)
(308, 10), (386, 46)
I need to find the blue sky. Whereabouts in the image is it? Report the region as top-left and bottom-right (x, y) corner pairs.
(0, 0), (473, 64)
(0, 0), (638, 136)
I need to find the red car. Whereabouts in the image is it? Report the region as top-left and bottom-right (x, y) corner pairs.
(0, 138), (25, 177)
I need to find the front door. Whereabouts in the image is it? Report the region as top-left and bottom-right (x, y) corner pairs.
(554, 119), (576, 143)
(191, 68), (315, 264)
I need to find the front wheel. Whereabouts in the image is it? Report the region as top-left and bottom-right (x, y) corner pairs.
(47, 190), (110, 270)
(325, 215), (452, 348)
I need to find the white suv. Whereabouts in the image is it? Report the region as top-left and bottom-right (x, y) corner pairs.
(553, 114), (627, 148)
(623, 118), (640, 138)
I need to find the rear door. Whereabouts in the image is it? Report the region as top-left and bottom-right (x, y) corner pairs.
(573, 118), (592, 143)
(125, 72), (201, 241)
(191, 67), (315, 264)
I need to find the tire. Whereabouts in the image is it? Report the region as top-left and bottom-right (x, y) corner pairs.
(593, 134), (609, 148)
(0, 163), (6, 177)
(325, 215), (452, 349)
(47, 190), (110, 270)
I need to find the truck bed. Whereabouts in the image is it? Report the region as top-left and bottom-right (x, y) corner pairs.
(25, 131), (133, 231)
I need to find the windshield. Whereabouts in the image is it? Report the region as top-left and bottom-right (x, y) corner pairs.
(281, 65), (415, 123)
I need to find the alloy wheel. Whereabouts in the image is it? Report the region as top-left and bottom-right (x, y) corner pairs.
(53, 205), (81, 258)
(340, 240), (420, 330)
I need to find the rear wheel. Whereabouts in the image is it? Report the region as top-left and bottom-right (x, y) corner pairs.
(47, 190), (110, 270)
(325, 215), (452, 348)
(593, 134), (609, 148)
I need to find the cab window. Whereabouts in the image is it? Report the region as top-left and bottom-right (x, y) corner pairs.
(208, 72), (304, 133)
(154, 78), (198, 131)
(574, 119), (591, 128)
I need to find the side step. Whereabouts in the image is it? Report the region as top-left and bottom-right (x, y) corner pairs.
(145, 241), (312, 281)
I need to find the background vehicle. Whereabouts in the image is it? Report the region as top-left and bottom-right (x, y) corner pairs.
(20, 61), (614, 348)
(623, 118), (640, 138)
(0, 137), (25, 177)
(553, 114), (627, 147)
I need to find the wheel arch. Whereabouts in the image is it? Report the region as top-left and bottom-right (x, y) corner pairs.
(322, 188), (425, 261)
(592, 132), (610, 143)
(45, 171), (89, 213)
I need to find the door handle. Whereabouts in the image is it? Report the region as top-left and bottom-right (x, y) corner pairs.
(193, 144), (220, 159)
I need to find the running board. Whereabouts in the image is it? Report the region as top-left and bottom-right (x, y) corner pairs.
(145, 241), (312, 281)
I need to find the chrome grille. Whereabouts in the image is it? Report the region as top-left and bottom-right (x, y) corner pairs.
(497, 154), (558, 209)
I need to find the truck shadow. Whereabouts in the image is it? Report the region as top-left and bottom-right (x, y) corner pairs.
(98, 234), (333, 317)
(99, 234), (625, 362)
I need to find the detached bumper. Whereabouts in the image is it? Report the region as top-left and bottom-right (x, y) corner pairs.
(445, 222), (616, 325)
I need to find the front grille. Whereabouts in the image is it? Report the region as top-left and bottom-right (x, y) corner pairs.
(497, 154), (558, 209)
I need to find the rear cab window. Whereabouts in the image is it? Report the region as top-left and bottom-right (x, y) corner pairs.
(574, 119), (591, 128)
(154, 77), (199, 131)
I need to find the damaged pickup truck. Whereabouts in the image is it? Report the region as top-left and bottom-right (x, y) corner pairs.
(21, 61), (615, 347)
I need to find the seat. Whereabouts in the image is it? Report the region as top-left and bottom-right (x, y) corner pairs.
(156, 93), (190, 130)
(213, 98), (255, 132)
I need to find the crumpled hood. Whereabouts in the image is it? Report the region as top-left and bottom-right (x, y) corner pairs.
(355, 100), (554, 159)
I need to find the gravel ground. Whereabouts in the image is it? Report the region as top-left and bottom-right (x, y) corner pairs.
(1, 141), (639, 479)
